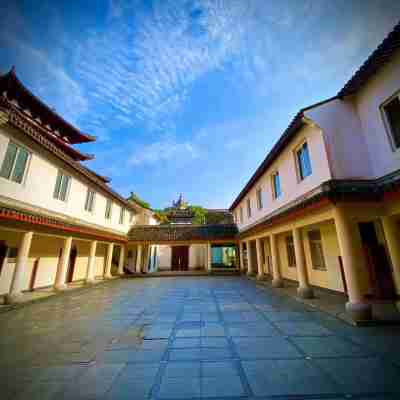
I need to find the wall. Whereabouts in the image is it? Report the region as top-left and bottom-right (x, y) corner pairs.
(94, 243), (107, 277)
(306, 99), (373, 180)
(72, 240), (90, 281)
(353, 50), (400, 178)
(189, 244), (206, 269)
(158, 245), (172, 270)
(234, 123), (332, 231)
(0, 126), (144, 234)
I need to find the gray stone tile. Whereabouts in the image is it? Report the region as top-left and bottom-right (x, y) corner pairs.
(264, 311), (312, 322)
(313, 357), (400, 393)
(234, 336), (302, 359)
(171, 338), (201, 348)
(242, 359), (337, 396)
(169, 348), (202, 361)
(274, 321), (333, 336)
(159, 377), (201, 399)
(201, 376), (245, 397)
(291, 336), (371, 357)
(164, 362), (201, 378)
(227, 322), (279, 337)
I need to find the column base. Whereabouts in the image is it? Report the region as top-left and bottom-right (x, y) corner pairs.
(104, 275), (113, 280)
(85, 279), (96, 285)
(246, 270), (255, 277)
(297, 286), (314, 299)
(272, 278), (284, 288)
(54, 283), (68, 291)
(345, 301), (372, 321)
(4, 292), (24, 305)
(257, 274), (267, 281)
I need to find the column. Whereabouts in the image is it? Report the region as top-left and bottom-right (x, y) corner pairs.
(85, 240), (97, 284)
(118, 245), (125, 275)
(136, 244), (143, 273)
(246, 240), (254, 276)
(381, 216), (400, 298)
(144, 245), (151, 273)
(207, 243), (212, 272)
(5, 231), (33, 304)
(256, 238), (265, 280)
(293, 228), (314, 299)
(263, 239), (270, 275)
(270, 234), (283, 287)
(334, 206), (371, 321)
(104, 243), (114, 279)
(239, 242), (245, 273)
(54, 236), (72, 290)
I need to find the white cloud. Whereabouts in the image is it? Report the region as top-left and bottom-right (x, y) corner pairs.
(128, 136), (200, 166)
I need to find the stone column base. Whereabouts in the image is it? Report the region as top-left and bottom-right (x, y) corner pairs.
(85, 279), (96, 285)
(54, 284), (68, 291)
(346, 301), (372, 321)
(272, 278), (284, 288)
(4, 292), (24, 305)
(257, 274), (267, 281)
(246, 271), (255, 277)
(297, 286), (314, 299)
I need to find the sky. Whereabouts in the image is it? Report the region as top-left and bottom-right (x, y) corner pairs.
(1, 1), (400, 209)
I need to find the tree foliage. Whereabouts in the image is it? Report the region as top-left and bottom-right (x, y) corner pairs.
(127, 192), (151, 209)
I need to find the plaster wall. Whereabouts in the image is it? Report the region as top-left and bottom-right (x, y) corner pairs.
(234, 124), (332, 231)
(0, 126), (143, 234)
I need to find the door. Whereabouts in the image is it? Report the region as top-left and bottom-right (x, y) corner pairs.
(0, 241), (7, 276)
(359, 222), (396, 299)
(67, 246), (77, 283)
(171, 246), (189, 271)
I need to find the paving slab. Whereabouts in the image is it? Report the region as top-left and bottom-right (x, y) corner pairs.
(1, 276), (400, 399)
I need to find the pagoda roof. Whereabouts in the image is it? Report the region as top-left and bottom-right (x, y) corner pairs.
(0, 68), (96, 145)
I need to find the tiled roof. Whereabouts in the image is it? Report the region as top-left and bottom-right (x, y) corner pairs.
(128, 224), (238, 242)
(0, 68), (95, 144)
(338, 21), (400, 97)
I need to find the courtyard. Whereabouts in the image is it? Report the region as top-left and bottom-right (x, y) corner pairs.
(1, 276), (400, 400)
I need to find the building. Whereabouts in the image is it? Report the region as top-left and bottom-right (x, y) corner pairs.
(129, 195), (238, 273)
(0, 21), (399, 323)
(229, 21), (400, 321)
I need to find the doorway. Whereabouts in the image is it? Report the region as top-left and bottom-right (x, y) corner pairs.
(0, 241), (7, 276)
(359, 222), (396, 300)
(171, 246), (189, 271)
(67, 246), (77, 283)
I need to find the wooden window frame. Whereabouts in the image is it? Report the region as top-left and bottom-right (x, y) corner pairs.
(119, 207), (125, 225)
(271, 171), (281, 199)
(105, 199), (113, 220)
(381, 89), (400, 152)
(84, 188), (96, 212)
(308, 229), (327, 271)
(53, 170), (71, 202)
(285, 235), (296, 268)
(294, 140), (312, 181)
(256, 187), (263, 210)
(246, 198), (252, 218)
(0, 140), (31, 185)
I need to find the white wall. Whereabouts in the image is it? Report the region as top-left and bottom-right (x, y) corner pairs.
(353, 50), (400, 178)
(234, 123), (332, 231)
(0, 126), (144, 234)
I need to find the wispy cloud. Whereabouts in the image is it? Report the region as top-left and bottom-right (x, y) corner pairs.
(128, 135), (200, 166)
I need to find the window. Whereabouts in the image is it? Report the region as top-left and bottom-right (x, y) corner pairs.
(105, 199), (112, 220)
(272, 171), (282, 199)
(308, 230), (326, 270)
(296, 142), (312, 180)
(119, 207), (125, 224)
(246, 198), (252, 218)
(0, 142), (30, 184)
(53, 171), (71, 201)
(239, 207), (243, 224)
(84, 189), (96, 212)
(383, 94), (400, 149)
(256, 187), (263, 209)
(285, 235), (296, 267)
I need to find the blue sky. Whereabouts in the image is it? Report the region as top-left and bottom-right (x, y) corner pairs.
(1, 1), (400, 209)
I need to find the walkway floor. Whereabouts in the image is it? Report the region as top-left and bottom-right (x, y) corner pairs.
(1, 276), (400, 400)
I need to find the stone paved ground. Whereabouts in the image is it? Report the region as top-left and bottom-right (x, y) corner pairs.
(1, 277), (400, 400)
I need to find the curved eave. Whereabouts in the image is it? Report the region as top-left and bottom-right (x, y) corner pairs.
(0, 68), (96, 144)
